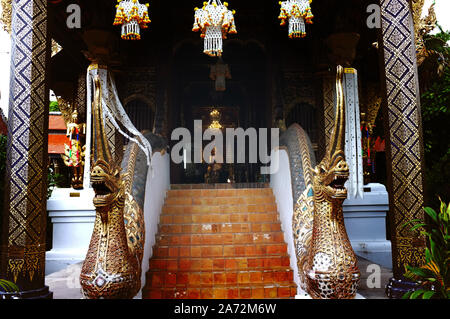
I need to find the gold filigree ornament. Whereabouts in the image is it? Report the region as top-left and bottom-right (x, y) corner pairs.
(192, 0), (237, 57)
(292, 66), (360, 299)
(8, 259), (24, 283)
(80, 76), (145, 299)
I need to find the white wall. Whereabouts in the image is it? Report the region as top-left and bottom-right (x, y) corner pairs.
(0, 28), (11, 118)
(269, 149), (301, 293)
(138, 151), (170, 296)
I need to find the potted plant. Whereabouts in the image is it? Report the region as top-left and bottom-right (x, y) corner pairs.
(402, 199), (450, 299)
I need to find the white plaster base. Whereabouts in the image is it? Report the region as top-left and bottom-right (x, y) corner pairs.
(269, 149), (301, 295)
(137, 152), (171, 298)
(343, 183), (392, 269)
(46, 188), (96, 275)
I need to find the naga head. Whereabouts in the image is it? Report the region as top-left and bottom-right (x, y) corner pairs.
(314, 66), (349, 201)
(91, 76), (123, 212)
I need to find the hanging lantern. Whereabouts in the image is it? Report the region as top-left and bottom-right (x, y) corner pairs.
(193, 0), (237, 57)
(278, 0), (314, 39)
(113, 0), (151, 40)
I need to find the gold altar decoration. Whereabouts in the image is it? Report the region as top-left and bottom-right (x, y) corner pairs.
(278, 0), (314, 39)
(193, 0), (237, 57)
(208, 109), (223, 130)
(58, 98), (87, 190)
(412, 0), (437, 66)
(113, 0), (151, 40)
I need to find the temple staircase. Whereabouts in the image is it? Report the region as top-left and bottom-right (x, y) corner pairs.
(142, 184), (297, 299)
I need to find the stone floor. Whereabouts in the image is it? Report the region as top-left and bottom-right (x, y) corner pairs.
(45, 256), (392, 299)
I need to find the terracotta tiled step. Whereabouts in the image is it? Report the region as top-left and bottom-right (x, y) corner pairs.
(143, 185), (298, 299)
(144, 285), (297, 299)
(160, 213), (279, 224)
(167, 188), (273, 198)
(146, 270), (295, 288)
(155, 232), (286, 246)
(165, 196), (276, 206)
(159, 222), (282, 234)
(153, 244), (288, 258)
(148, 256), (291, 272)
(162, 204), (278, 215)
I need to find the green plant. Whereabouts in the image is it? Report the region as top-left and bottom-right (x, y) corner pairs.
(47, 167), (63, 199)
(402, 199), (450, 299)
(420, 29), (450, 206)
(0, 279), (19, 293)
(49, 101), (60, 112)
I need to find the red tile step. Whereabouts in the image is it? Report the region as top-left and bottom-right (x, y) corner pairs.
(142, 185), (298, 299)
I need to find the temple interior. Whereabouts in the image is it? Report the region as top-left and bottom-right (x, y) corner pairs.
(48, 0), (385, 185)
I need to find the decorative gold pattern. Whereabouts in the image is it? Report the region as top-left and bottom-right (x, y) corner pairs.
(380, 0), (426, 274)
(80, 76), (145, 299)
(7, 259), (24, 283)
(291, 122), (315, 291)
(2, 0), (49, 288)
(411, 0), (437, 66)
(364, 86), (382, 134)
(290, 67), (359, 299)
(322, 75), (334, 150)
(302, 66), (360, 299)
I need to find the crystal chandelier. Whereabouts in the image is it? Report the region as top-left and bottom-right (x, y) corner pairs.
(113, 0), (151, 40)
(193, 0), (237, 57)
(279, 0), (314, 39)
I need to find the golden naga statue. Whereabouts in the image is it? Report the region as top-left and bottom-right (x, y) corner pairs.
(61, 110), (86, 189)
(290, 66), (360, 299)
(80, 76), (145, 299)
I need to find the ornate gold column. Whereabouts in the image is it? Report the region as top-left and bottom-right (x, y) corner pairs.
(0, 0), (52, 298)
(321, 72), (335, 152)
(379, 0), (426, 298)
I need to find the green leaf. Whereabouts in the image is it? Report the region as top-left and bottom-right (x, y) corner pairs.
(425, 207), (438, 223)
(411, 289), (426, 299)
(402, 291), (413, 299)
(424, 207), (438, 222)
(425, 248), (433, 263)
(0, 279), (19, 293)
(410, 223), (427, 232)
(405, 267), (428, 279)
(422, 291), (435, 299)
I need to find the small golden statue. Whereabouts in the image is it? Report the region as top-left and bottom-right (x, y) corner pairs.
(61, 109), (87, 189)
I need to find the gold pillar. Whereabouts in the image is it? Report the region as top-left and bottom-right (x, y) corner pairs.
(0, 0), (52, 298)
(379, 0), (426, 297)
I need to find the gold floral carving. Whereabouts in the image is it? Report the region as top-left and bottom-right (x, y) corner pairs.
(8, 259), (24, 283)
(411, 0), (437, 66)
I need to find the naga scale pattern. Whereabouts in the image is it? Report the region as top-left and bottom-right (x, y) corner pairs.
(80, 77), (147, 299)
